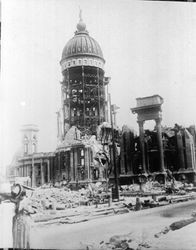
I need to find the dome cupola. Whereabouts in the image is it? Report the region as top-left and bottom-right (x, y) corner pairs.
(60, 10), (105, 72)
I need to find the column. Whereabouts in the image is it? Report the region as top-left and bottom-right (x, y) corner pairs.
(58, 152), (61, 180)
(66, 151), (70, 180)
(27, 165), (30, 186)
(70, 150), (74, 181)
(176, 131), (185, 170)
(113, 111), (117, 127)
(74, 148), (78, 181)
(85, 147), (90, 181)
(155, 118), (165, 172)
(47, 159), (50, 183)
(41, 160), (44, 185)
(129, 131), (135, 175)
(88, 148), (91, 180)
(138, 120), (147, 173)
(27, 165), (29, 177)
(32, 158), (36, 187)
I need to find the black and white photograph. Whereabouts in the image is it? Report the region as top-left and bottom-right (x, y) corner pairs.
(1, 0), (196, 249)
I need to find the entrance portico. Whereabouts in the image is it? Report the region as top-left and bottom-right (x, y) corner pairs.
(131, 95), (165, 180)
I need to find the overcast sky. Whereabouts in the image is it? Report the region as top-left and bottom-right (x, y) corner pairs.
(1, 0), (196, 173)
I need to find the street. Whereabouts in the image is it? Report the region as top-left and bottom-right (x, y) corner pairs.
(30, 200), (196, 249)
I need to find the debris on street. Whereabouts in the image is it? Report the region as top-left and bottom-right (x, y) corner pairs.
(20, 178), (196, 226)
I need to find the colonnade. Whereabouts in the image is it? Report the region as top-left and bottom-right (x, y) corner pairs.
(138, 118), (165, 174)
(19, 158), (50, 187)
(69, 146), (91, 182)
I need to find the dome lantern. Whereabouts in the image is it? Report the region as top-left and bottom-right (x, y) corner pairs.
(76, 9), (87, 34)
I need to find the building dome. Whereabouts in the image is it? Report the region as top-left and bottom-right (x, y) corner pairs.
(60, 12), (105, 71)
(61, 33), (104, 61)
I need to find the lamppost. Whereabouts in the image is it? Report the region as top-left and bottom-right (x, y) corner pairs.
(111, 104), (120, 127)
(109, 93), (119, 201)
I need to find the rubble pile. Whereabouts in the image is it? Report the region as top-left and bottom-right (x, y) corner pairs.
(28, 182), (110, 214)
(120, 181), (165, 195)
(25, 179), (196, 221)
(120, 184), (140, 192)
(141, 181), (164, 194)
(98, 233), (151, 250)
(120, 180), (196, 197)
(28, 187), (90, 213)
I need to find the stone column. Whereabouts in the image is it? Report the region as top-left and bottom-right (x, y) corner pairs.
(70, 150), (74, 181)
(27, 165), (30, 177)
(47, 159), (50, 183)
(113, 111), (117, 127)
(155, 118), (165, 172)
(41, 160), (44, 185)
(25, 165), (28, 176)
(74, 149), (78, 181)
(27, 165), (30, 186)
(85, 147), (90, 181)
(58, 152), (61, 180)
(21, 166), (23, 177)
(32, 158), (36, 187)
(176, 131), (185, 170)
(138, 120), (147, 173)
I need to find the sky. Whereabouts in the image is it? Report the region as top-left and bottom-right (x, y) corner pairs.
(1, 0), (196, 173)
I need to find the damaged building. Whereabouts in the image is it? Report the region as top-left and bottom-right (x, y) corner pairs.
(7, 13), (119, 187)
(119, 95), (196, 185)
(54, 12), (112, 186)
(7, 15), (196, 188)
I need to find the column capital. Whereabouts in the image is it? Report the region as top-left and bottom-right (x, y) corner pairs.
(155, 117), (162, 124)
(137, 120), (145, 127)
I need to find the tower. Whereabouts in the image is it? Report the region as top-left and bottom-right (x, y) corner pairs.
(21, 124), (39, 155)
(60, 12), (109, 138)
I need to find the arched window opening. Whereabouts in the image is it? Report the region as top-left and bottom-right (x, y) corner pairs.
(32, 143), (36, 153)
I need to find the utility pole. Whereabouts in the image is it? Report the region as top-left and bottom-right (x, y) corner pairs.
(109, 93), (119, 201)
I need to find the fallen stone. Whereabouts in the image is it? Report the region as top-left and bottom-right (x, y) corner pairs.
(56, 204), (65, 210)
(154, 227), (170, 238)
(170, 217), (196, 231)
(138, 242), (151, 249)
(191, 211), (196, 217)
(127, 240), (138, 250)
